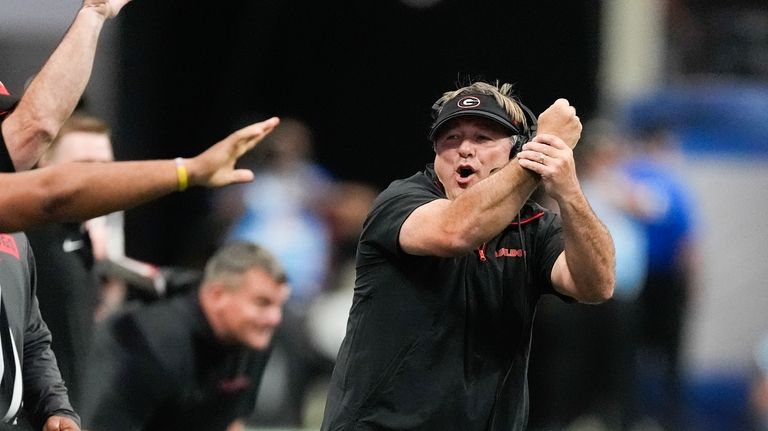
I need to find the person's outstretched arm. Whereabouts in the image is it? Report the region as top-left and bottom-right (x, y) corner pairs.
(1, 0), (132, 171)
(0, 117), (279, 233)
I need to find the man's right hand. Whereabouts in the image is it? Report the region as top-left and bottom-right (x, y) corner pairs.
(536, 98), (582, 149)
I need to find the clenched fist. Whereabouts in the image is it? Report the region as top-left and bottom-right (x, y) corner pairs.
(536, 98), (582, 149)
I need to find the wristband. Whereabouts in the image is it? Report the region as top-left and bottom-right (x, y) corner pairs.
(174, 158), (189, 192)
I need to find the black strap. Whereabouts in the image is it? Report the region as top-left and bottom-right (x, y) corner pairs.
(0, 96), (17, 116)
(0, 116), (16, 173)
(0, 296), (17, 422)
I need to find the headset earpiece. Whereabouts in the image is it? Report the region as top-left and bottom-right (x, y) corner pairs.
(510, 101), (538, 158)
(511, 135), (526, 158)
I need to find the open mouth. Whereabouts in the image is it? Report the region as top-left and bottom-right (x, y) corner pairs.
(458, 166), (475, 178)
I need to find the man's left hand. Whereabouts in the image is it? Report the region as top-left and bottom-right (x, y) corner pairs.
(517, 133), (581, 201)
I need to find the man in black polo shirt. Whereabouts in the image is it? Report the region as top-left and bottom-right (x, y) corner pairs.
(321, 81), (616, 431)
(79, 241), (290, 431)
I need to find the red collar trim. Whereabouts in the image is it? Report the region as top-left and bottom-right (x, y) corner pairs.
(509, 210), (545, 226)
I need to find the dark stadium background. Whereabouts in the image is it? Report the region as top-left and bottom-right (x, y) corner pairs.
(113, 0), (600, 266)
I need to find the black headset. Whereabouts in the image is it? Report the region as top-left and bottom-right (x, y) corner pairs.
(510, 102), (538, 157)
(430, 95), (538, 158)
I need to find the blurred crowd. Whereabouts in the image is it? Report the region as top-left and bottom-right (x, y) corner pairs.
(526, 118), (701, 431)
(3, 0), (768, 430)
(36, 108), (683, 430)
(60, 113), (380, 430)
(12, 106), (768, 431)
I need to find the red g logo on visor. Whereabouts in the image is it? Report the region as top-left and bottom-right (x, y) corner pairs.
(457, 96), (481, 109)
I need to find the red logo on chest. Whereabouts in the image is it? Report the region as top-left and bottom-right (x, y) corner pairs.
(217, 375), (251, 393)
(0, 234), (20, 260)
(495, 248), (525, 258)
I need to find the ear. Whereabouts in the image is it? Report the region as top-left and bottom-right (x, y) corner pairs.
(510, 135), (525, 159)
(201, 281), (230, 308)
(199, 281), (235, 339)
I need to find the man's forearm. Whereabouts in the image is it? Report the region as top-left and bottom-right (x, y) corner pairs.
(558, 193), (616, 302)
(0, 116), (276, 233)
(0, 160), (177, 232)
(5, 7), (108, 170)
(446, 159), (541, 248)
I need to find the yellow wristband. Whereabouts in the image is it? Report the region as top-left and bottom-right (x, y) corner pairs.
(174, 157), (188, 192)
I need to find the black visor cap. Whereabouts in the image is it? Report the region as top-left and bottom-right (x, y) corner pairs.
(428, 93), (522, 141)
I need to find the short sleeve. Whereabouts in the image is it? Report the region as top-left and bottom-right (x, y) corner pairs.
(359, 175), (442, 259)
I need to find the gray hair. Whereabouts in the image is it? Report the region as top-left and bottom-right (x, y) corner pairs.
(203, 242), (287, 286)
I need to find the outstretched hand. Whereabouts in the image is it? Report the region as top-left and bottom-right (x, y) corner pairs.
(43, 415), (80, 431)
(83, 0), (132, 19)
(187, 117), (280, 188)
(536, 98), (582, 149)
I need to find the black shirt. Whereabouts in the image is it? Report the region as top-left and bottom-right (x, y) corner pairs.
(25, 223), (97, 407)
(0, 233), (80, 430)
(322, 165), (567, 431)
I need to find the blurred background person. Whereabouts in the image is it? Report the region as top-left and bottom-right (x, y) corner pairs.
(301, 180), (379, 428)
(527, 118), (648, 431)
(622, 126), (700, 430)
(26, 113), (194, 411)
(25, 113), (119, 408)
(222, 116), (335, 307)
(751, 333), (768, 431)
(214, 116), (336, 427)
(80, 241), (290, 431)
